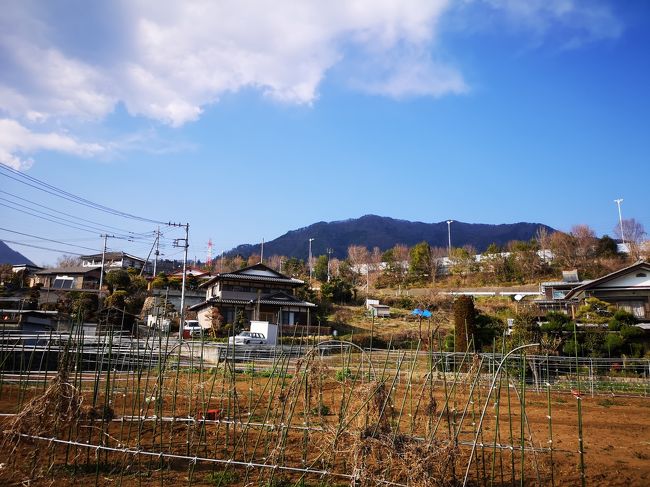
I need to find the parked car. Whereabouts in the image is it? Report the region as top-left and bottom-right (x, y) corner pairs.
(183, 320), (203, 337)
(228, 331), (267, 345)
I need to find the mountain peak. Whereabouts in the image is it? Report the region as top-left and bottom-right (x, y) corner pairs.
(226, 216), (554, 260)
(0, 241), (35, 266)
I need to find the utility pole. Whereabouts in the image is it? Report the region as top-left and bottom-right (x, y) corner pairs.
(99, 234), (114, 295)
(308, 238), (315, 282)
(172, 223), (189, 339)
(614, 199), (625, 245)
(260, 238), (264, 263)
(153, 227), (160, 276)
(140, 227), (161, 277)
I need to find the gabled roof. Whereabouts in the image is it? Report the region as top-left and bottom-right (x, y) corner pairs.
(35, 266), (101, 275)
(565, 260), (650, 299)
(200, 263), (304, 287)
(189, 290), (316, 311)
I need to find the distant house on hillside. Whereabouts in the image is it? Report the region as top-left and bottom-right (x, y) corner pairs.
(366, 299), (390, 318)
(169, 267), (212, 280)
(190, 263), (317, 333)
(81, 252), (148, 272)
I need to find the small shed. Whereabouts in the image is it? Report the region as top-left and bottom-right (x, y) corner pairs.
(366, 299), (390, 318)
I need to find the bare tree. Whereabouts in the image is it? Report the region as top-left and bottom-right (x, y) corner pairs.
(56, 254), (82, 268)
(265, 254), (284, 272)
(615, 218), (647, 260)
(328, 257), (342, 279)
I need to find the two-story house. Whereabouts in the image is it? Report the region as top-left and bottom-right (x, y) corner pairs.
(190, 263), (316, 332)
(80, 252), (147, 272)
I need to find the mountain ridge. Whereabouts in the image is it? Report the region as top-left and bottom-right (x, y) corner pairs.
(227, 214), (555, 260)
(0, 241), (35, 266)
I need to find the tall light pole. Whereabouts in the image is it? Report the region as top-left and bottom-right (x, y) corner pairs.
(308, 238), (315, 282)
(614, 198), (625, 245)
(446, 220), (454, 255)
(326, 248), (333, 282)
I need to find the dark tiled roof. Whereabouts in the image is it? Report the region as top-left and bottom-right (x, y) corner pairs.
(565, 260), (650, 299)
(35, 266), (100, 275)
(220, 273), (303, 283)
(189, 295), (316, 311)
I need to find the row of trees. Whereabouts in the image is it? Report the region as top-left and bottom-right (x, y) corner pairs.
(449, 295), (648, 358)
(207, 221), (645, 291)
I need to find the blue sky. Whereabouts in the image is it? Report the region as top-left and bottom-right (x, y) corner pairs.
(0, 0), (648, 266)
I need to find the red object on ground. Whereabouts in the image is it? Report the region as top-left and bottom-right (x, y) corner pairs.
(182, 329), (191, 339)
(202, 409), (221, 420)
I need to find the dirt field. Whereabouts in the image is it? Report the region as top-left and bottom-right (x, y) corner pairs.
(1, 360), (649, 486)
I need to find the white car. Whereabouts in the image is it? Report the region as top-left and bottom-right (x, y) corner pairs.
(228, 331), (267, 345)
(183, 320), (203, 337)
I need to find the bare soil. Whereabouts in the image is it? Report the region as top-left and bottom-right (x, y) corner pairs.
(1, 369), (649, 486)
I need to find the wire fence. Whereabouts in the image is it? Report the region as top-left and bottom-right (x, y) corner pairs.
(0, 330), (649, 486)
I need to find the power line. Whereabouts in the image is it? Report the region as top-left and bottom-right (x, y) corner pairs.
(0, 189), (147, 236)
(0, 227), (101, 252)
(0, 200), (158, 241)
(1, 239), (85, 256)
(1, 201), (102, 235)
(0, 162), (169, 225)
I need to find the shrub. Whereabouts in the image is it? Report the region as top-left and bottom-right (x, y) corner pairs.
(337, 333), (388, 349)
(206, 470), (239, 485)
(620, 325), (644, 341)
(335, 367), (353, 381)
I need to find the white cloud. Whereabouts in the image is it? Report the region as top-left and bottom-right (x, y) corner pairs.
(0, 119), (105, 170)
(475, 0), (623, 47)
(1, 1), (455, 129)
(0, 0), (624, 166)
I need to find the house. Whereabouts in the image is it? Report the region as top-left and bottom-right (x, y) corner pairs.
(563, 261), (650, 319)
(366, 299), (390, 318)
(190, 263), (317, 333)
(12, 263), (43, 275)
(535, 270), (587, 313)
(0, 303), (59, 334)
(80, 252), (147, 272)
(169, 267), (212, 280)
(31, 266), (102, 291)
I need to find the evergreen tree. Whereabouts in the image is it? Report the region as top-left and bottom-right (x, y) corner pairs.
(453, 295), (476, 352)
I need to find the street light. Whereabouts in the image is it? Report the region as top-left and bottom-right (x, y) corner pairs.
(446, 220), (454, 255)
(326, 248), (333, 282)
(614, 198), (625, 245)
(308, 238), (315, 281)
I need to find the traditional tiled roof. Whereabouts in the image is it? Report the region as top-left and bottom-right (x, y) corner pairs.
(35, 266), (100, 275)
(564, 260), (650, 300)
(189, 292), (316, 311)
(200, 263), (304, 288)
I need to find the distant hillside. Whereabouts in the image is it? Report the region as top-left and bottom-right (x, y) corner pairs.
(227, 215), (555, 260)
(0, 240), (34, 265)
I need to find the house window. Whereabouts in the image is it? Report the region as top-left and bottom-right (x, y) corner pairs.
(636, 273), (647, 278)
(52, 276), (74, 289)
(618, 301), (646, 319)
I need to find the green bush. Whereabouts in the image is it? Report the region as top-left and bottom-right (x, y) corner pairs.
(620, 325), (644, 340)
(604, 333), (625, 355)
(206, 470), (239, 485)
(335, 367), (353, 381)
